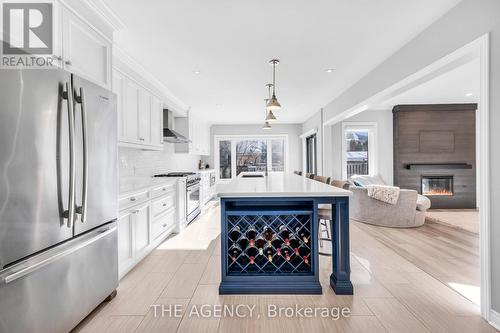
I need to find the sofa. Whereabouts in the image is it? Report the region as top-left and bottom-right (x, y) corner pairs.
(349, 175), (431, 228)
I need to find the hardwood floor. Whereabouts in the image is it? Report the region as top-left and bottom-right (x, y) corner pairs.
(72, 206), (497, 333)
(354, 219), (480, 305)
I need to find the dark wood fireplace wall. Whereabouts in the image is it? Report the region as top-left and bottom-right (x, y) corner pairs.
(393, 104), (477, 209)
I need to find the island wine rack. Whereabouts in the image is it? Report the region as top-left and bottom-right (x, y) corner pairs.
(219, 197), (321, 294)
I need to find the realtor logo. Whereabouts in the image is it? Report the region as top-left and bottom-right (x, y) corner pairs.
(2, 2), (53, 55)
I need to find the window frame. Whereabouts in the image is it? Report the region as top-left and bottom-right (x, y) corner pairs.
(214, 134), (289, 183)
(341, 122), (378, 180)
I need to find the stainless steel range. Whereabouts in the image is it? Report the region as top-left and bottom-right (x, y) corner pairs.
(154, 172), (201, 224)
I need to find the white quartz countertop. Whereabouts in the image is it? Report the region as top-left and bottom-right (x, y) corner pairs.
(119, 176), (178, 197)
(217, 173), (352, 198)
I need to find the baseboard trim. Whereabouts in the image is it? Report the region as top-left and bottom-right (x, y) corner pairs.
(489, 309), (500, 331)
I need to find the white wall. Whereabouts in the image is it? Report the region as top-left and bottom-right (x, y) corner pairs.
(119, 144), (202, 177)
(210, 124), (303, 173)
(301, 0), (500, 315)
(325, 109), (393, 183)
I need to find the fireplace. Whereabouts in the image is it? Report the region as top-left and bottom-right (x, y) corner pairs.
(393, 104), (477, 209)
(421, 176), (453, 196)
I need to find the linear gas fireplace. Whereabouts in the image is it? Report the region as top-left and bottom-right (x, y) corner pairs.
(393, 104), (477, 209)
(421, 176), (453, 196)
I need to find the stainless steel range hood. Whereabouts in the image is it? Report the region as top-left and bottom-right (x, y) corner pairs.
(163, 109), (190, 143)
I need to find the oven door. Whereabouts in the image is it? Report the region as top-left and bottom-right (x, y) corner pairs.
(186, 182), (201, 223)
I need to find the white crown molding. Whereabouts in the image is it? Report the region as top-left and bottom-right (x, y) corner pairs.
(84, 0), (126, 31)
(113, 44), (189, 115)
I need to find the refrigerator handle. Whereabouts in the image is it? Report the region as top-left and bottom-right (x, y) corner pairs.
(75, 87), (88, 224)
(62, 82), (76, 229)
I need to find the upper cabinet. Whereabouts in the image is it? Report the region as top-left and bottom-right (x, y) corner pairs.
(51, 1), (113, 89)
(112, 67), (164, 151)
(60, 6), (112, 89)
(175, 114), (211, 156)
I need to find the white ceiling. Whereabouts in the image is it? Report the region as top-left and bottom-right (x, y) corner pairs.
(103, 0), (462, 124)
(376, 57), (480, 108)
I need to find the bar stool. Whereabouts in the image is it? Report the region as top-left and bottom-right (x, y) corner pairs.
(318, 207), (332, 257)
(305, 172), (315, 179)
(293, 170), (303, 176)
(311, 175), (333, 256)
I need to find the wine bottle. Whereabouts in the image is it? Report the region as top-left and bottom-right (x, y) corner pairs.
(238, 236), (249, 250)
(278, 225), (290, 246)
(263, 226), (274, 244)
(263, 244), (274, 262)
(255, 236), (266, 255)
(289, 235), (300, 256)
(229, 226), (241, 242)
(246, 246), (259, 265)
(296, 227), (310, 244)
(246, 226), (257, 247)
(280, 244), (291, 261)
(271, 236), (283, 256)
(228, 244), (242, 262)
(298, 247), (310, 265)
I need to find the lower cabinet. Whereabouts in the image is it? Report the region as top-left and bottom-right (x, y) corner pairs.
(118, 183), (177, 278)
(134, 204), (151, 256)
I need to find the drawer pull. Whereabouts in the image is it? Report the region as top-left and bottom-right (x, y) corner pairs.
(130, 197), (136, 202)
(162, 203), (167, 207)
(162, 224), (167, 228)
(162, 188), (167, 191)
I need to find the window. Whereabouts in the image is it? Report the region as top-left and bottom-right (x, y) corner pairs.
(271, 139), (285, 172)
(305, 134), (317, 174)
(219, 140), (232, 179)
(236, 140), (267, 175)
(342, 123), (377, 179)
(215, 136), (287, 181)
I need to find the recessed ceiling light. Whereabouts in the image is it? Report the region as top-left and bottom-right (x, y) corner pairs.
(465, 92), (473, 97)
(325, 68), (335, 73)
(193, 70), (201, 75)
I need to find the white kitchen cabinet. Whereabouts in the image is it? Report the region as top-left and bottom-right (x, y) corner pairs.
(112, 70), (126, 141)
(118, 182), (178, 278)
(200, 170), (216, 209)
(117, 202), (150, 277)
(113, 68), (164, 150)
(151, 96), (163, 146)
(124, 78), (140, 143)
(175, 114), (211, 155)
(60, 6), (112, 89)
(117, 212), (134, 273)
(138, 90), (152, 144)
(134, 204), (151, 256)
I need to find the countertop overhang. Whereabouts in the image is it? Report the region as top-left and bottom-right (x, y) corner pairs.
(217, 173), (352, 198)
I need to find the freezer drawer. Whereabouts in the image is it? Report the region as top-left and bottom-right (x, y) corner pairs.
(0, 222), (118, 333)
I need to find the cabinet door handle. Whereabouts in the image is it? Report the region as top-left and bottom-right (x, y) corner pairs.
(65, 60), (72, 66)
(162, 203), (167, 207)
(162, 224), (167, 228)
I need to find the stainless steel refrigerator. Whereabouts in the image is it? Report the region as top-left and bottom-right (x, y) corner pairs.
(0, 69), (118, 333)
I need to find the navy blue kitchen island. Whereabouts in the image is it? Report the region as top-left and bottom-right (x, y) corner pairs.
(217, 173), (353, 295)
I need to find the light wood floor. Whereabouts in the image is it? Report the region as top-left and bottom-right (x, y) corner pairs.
(73, 206), (497, 333)
(426, 209), (479, 234)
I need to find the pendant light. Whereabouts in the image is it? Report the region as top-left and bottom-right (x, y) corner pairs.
(266, 59), (282, 111)
(262, 98), (272, 130)
(265, 83), (277, 122)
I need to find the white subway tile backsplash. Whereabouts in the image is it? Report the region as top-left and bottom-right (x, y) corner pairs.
(119, 143), (207, 177)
